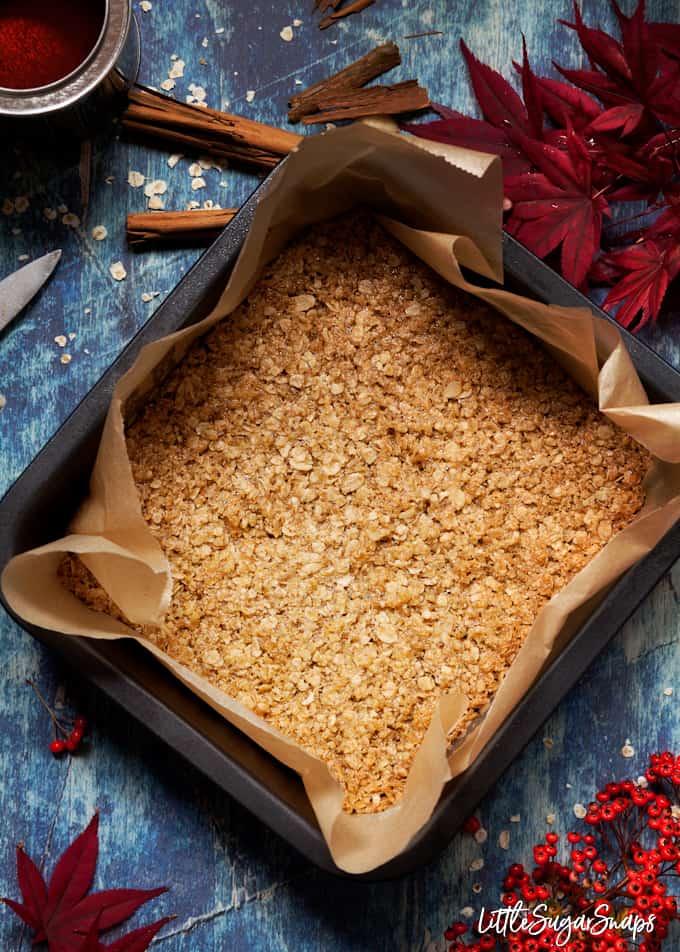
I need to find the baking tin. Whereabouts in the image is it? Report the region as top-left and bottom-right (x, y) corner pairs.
(2, 182), (680, 881)
(0, 0), (140, 131)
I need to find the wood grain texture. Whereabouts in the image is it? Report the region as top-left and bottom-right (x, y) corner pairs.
(1, 1), (680, 949)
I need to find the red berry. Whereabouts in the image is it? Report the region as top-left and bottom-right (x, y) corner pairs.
(74, 716), (87, 733)
(66, 730), (82, 753)
(463, 815), (481, 835)
(50, 739), (66, 756)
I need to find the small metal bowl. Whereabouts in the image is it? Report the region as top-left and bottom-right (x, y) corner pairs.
(0, 0), (140, 132)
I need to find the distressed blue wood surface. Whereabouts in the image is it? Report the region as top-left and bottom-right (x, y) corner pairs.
(1, 2), (680, 949)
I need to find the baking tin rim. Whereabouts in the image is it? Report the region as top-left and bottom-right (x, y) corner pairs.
(2, 182), (680, 879)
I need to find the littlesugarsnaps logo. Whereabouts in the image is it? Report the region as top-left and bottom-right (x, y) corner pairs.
(478, 901), (655, 948)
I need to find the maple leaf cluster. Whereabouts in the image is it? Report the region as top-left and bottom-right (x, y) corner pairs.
(403, 0), (680, 331)
(2, 814), (172, 952)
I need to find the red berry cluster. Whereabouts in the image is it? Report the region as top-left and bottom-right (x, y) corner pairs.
(26, 679), (88, 758)
(446, 752), (680, 952)
(647, 752), (680, 787)
(49, 716), (87, 756)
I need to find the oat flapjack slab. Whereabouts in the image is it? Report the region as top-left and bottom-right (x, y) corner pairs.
(61, 212), (649, 814)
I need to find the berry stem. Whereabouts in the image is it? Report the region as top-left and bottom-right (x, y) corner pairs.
(25, 678), (70, 737)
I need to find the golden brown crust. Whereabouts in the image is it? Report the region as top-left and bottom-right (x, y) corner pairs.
(61, 212), (649, 813)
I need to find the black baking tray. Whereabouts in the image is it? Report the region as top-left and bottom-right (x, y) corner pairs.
(3, 180), (680, 881)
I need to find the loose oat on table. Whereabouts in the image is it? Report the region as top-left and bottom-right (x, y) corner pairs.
(109, 261), (127, 282)
(143, 179), (168, 198)
(61, 213), (649, 814)
(127, 170), (145, 188)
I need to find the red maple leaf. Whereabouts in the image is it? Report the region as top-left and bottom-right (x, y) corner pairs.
(504, 129), (610, 287)
(596, 238), (680, 328)
(402, 40), (545, 177)
(99, 916), (175, 951)
(604, 131), (678, 202)
(458, 39), (535, 135)
(517, 36), (544, 140)
(400, 1), (680, 329)
(556, 0), (680, 132)
(648, 20), (680, 59)
(2, 814), (171, 951)
(528, 75), (602, 130)
(402, 106), (532, 177)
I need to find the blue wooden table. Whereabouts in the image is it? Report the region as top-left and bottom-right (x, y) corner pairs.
(2, 2), (680, 949)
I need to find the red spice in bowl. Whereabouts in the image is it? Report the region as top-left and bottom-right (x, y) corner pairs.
(0, 0), (106, 90)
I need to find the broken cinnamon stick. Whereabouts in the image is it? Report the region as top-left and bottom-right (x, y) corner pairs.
(288, 41), (401, 122)
(301, 80), (430, 125)
(319, 0), (375, 29)
(122, 86), (302, 170)
(127, 208), (238, 247)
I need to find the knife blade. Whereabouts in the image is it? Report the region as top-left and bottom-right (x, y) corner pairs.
(0, 250), (62, 334)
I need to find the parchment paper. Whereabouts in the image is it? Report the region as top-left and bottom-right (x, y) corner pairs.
(4, 123), (680, 874)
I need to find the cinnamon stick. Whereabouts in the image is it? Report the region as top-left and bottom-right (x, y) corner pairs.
(288, 41), (401, 122)
(122, 119), (282, 168)
(122, 86), (302, 170)
(301, 80), (430, 125)
(127, 208), (238, 247)
(319, 0), (375, 29)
